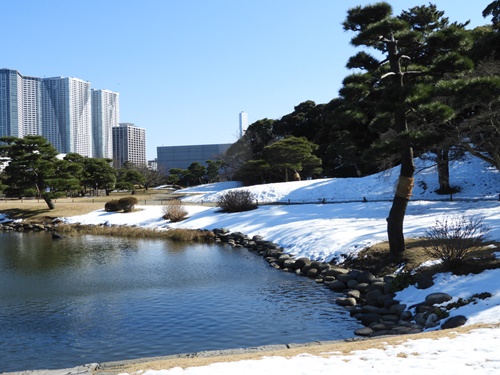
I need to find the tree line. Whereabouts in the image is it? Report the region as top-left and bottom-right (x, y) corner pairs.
(0, 135), (167, 209)
(225, 2), (499, 187)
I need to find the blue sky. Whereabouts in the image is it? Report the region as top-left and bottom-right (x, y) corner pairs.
(1, 0), (493, 159)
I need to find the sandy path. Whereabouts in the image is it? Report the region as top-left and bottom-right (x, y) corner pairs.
(96, 323), (497, 374)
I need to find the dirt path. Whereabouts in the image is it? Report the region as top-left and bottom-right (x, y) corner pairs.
(96, 323), (498, 374)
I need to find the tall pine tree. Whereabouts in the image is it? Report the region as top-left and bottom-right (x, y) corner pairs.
(343, 3), (473, 256)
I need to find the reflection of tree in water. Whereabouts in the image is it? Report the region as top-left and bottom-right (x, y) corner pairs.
(1, 233), (143, 273)
(0, 232), (199, 273)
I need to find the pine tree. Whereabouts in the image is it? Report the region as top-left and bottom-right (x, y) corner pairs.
(343, 3), (473, 256)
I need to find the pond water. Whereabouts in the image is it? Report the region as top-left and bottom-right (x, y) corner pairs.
(0, 232), (358, 372)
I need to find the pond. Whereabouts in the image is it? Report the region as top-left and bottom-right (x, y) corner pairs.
(0, 232), (359, 372)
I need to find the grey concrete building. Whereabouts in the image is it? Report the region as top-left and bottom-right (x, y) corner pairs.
(157, 143), (231, 173)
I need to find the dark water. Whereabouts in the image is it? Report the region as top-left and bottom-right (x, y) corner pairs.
(0, 232), (358, 372)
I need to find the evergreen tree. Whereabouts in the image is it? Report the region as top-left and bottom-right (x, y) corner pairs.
(263, 136), (322, 181)
(0, 135), (60, 209)
(343, 2), (473, 256)
(81, 158), (116, 196)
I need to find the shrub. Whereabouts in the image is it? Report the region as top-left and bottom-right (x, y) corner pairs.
(423, 214), (491, 270)
(118, 196), (139, 213)
(216, 190), (257, 213)
(104, 199), (121, 212)
(162, 200), (188, 222)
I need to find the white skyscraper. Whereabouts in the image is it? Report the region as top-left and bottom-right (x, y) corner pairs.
(22, 75), (42, 136)
(112, 123), (146, 168)
(0, 69), (42, 138)
(92, 89), (119, 159)
(0, 69), (23, 138)
(42, 77), (92, 157)
(239, 111), (248, 138)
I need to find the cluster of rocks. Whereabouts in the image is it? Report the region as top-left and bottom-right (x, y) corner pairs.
(0, 221), (57, 232)
(212, 228), (467, 337)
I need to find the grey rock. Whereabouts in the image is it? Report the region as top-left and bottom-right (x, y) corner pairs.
(347, 289), (361, 299)
(346, 279), (359, 289)
(337, 273), (356, 283)
(354, 327), (373, 337)
(359, 313), (382, 326)
(367, 281), (386, 293)
(442, 315), (468, 329)
(365, 289), (383, 306)
(327, 280), (347, 292)
(416, 273), (435, 289)
(336, 297), (357, 307)
(389, 304), (407, 316)
(425, 313), (440, 328)
(293, 257), (311, 270)
(328, 267), (350, 277)
(370, 323), (387, 331)
(357, 270), (376, 284)
(306, 268), (320, 278)
(425, 292), (452, 305)
(354, 283), (370, 293)
(400, 311), (413, 322)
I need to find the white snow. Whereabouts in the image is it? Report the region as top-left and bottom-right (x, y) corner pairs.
(38, 154), (500, 373)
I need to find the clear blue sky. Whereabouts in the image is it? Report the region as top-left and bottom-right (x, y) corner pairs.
(1, 0), (493, 159)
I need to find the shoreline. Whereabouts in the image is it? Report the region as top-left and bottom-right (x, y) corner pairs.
(5, 323), (493, 375)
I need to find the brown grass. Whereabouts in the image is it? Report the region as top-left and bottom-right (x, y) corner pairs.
(56, 223), (215, 242)
(0, 190), (167, 222)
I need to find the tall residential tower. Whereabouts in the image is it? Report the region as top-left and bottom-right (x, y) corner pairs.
(0, 69), (42, 138)
(41, 77), (92, 156)
(0, 69), (23, 138)
(92, 89), (119, 159)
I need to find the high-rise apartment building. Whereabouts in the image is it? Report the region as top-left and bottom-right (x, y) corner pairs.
(22, 76), (42, 136)
(1, 68), (124, 160)
(92, 89), (119, 159)
(41, 77), (92, 157)
(0, 69), (23, 138)
(112, 123), (146, 169)
(0, 69), (42, 138)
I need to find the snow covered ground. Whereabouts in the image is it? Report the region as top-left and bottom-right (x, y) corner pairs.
(5, 154), (500, 374)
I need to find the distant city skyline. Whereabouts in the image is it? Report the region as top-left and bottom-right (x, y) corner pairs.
(1, 68), (121, 160)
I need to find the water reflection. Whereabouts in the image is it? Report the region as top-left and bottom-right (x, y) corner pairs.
(0, 232), (359, 372)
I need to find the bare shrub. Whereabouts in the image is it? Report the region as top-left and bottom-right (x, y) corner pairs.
(118, 196), (139, 213)
(216, 190), (257, 213)
(162, 200), (188, 222)
(104, 199), (121, 212)
(423, 214), (491, 269)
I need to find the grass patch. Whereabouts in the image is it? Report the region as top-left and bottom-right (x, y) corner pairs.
(0, 190), (172, 222)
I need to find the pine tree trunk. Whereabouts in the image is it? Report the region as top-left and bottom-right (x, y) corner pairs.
(436, 149), (451, 194)
(386, 36), (415, 257)
(387, 140), (414, 256)
(43, 195), (56, 210)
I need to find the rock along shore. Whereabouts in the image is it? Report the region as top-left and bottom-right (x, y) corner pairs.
(211, 228), (469, 337)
